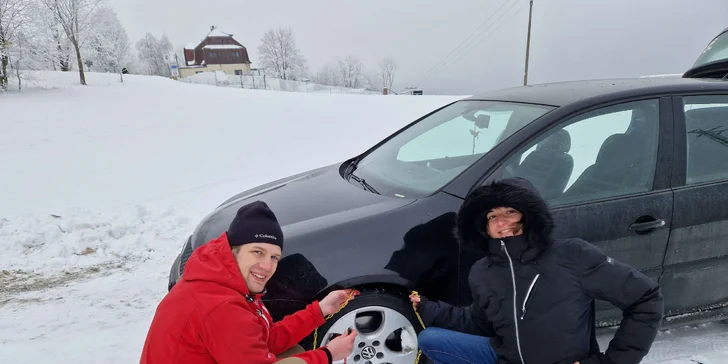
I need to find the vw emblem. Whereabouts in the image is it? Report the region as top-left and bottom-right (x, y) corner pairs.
(360, 346), (377, 360)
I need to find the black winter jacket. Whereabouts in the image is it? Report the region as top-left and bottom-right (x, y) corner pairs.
(418, 177), (664, 364)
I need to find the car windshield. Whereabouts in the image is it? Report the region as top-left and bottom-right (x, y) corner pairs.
(347, 100), (554, 198)
(693, 29), (728, 68)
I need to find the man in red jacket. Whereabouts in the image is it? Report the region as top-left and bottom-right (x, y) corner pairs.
(140, 200), (358, 364)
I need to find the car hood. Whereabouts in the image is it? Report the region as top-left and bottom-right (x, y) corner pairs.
(190, 163), (415, 248)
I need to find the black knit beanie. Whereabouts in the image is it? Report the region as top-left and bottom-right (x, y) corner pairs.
(226, 201), (284, 249)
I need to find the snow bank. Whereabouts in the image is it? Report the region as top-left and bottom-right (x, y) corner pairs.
(1, 238), (179, 363)
(0, 205), (195, 275)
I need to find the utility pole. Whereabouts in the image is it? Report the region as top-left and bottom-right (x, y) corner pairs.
(523, 0), (534, 86)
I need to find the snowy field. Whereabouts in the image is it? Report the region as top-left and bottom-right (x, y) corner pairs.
(1, 72), (727, 363)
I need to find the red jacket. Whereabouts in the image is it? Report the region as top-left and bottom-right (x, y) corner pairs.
(140, 233), (331, 364)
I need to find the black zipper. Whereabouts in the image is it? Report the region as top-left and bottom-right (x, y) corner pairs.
(520, 274), (540, 320)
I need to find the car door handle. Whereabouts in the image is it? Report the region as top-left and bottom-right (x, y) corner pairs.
(629, 219), (666, 232)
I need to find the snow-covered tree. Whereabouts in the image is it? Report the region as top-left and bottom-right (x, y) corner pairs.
(338, 55), (363, 88)
(50, 24), (73, 71)
(378, 56), (397, 90)
(257, 26), (306, 80)
(135, 32), (172, 77)
(0, 0), (30, 90)
(40, 0), (106, 85)
(83, 6), (129, 73)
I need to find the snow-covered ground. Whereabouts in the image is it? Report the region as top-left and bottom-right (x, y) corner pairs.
(1, 71), (727, 363)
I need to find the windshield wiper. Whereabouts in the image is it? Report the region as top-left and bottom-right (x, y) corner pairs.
(349, 173), (379, 194)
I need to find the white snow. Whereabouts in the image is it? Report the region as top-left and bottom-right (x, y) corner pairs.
(203, 44), (243, 50)
(184, 43), (198, 50)
(207, 28), (233, 38)
(1, 71), (727, 363)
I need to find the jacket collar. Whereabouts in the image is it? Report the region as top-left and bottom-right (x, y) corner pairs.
(244, 288), (267, 303)
(183, 232), (260, 298)
(487, 234), (543, 265)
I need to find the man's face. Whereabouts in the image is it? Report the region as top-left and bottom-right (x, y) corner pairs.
(486, 207), (524, 239)
(232, 243), (282, 294)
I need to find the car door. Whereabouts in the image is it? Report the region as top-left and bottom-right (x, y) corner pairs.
(467, 97), (674, 326)
(659, 94), (728, 322)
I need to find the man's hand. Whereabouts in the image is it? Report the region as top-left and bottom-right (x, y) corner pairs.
(320, 289), (359, 317)
(325, 328), (357, 361)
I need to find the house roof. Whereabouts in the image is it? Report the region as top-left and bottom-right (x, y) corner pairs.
(208, 28), (233, 38)
(185, 28), (237, 50)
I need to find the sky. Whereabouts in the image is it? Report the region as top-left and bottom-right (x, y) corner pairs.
(108, 0), (728, 95)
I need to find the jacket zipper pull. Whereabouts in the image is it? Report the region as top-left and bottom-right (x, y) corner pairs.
(520, 274), (540, 321)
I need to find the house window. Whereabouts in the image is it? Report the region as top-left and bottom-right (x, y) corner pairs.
(208, 52), (217, 58)
(235, 70), (243, 75)
(233, 51), (241, 58)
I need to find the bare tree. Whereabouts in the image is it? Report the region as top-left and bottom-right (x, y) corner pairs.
(257, 26), (306, 80)
(378, 56), (397, 90)
(364, 71), (382, 92)
(40, 0), (105, 85)
(338, 55), (363, 88)
(313, 62), (341, 86)
(0, 0), (29, 90)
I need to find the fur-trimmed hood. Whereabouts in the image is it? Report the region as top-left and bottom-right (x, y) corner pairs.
(456, 177), (555, 258)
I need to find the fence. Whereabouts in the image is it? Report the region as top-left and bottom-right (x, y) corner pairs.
(177, 71), (381, 95)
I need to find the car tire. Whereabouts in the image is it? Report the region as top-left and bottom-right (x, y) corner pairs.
(308, 288), (430, 364)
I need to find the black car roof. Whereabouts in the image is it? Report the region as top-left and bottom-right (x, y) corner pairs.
(465, 77), (728, 107)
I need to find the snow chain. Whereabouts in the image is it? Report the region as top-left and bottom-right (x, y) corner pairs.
(311, 289), (428, 364)
(410, 291), (427, 364)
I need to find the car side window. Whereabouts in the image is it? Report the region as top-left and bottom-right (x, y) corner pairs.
(683, 95), (728, 184)
(500, 99), (660, 206)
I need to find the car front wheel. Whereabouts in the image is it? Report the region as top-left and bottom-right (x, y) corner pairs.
(311, 288), (428, 364)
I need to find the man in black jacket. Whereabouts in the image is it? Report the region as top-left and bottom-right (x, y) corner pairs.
(410, 177), (664, 364)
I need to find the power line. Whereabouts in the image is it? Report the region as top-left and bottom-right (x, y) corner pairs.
(421, 0), (515, 77)
(423, 0), (530, 82)
(423, 0), (527, 80)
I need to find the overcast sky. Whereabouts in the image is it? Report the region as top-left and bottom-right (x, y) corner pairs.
(108, 0), (727, 95)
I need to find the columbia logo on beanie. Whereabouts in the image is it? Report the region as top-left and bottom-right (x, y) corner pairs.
(227, 201), (284, 249)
